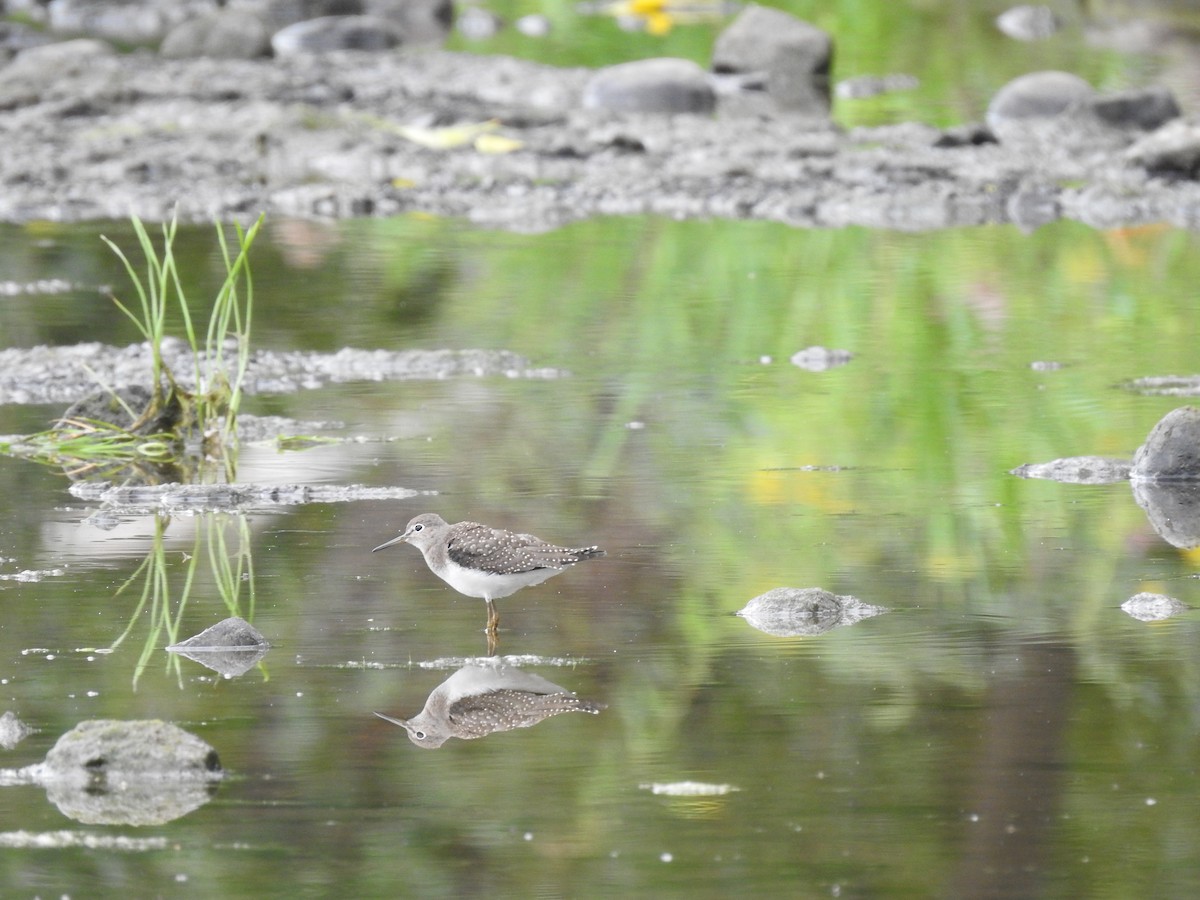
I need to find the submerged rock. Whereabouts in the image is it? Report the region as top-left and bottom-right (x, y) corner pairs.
(736, 587), (887, 637)
(1121, 592), (1189, 622)
(1009, 456), (1131, 484)
(789, 346), (853, 371)
(0, 711), (33, 750)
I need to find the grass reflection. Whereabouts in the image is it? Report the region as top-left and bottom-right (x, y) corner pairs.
(108, 513), (259, 688)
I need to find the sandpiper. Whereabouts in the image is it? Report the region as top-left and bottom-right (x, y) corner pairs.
(372, 513), (605, 633)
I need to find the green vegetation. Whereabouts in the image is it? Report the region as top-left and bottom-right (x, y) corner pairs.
(0, 212), (264, 481)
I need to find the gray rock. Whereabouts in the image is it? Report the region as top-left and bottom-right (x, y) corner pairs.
(995, 5), (1060, 42)
(516, 14), (551, 37)
(986, 70), (1095, 129)
(456, 6), (503, 41)
(1092, 86), (1179, 132)
(736, 587), (887, 637)
(0, 21), (58, 61)
(1121, 592), (1189, 622)
(1006, 179), (1062, 232)
(583, 58), (715, 115)
(160, 10), (271, 59)
(712, 4), (832, 113)
(789, 346), (852, 371)
(835, 73), (918, 101)
(6, 37), (115, 82)
(46, 0), (209, 44)
(228, 0), (363, 32)
(1009, 456), (1131, 484)
(167, 616), (271, 677)
(365, 0), (453, 43)
(1131, 406), (1200, 481)
(1126, 119), (1200, 176)
(31, 720), (222, 826)
(0, 711), (33, 750)
(985, 71), (1143, 151)
(40, 719), (221, 783)
(271, 14), (405, 55)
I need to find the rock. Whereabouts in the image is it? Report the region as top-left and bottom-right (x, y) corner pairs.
(712, 5), (832, 113)
(271, 14), (405, 55)
(228, 0), (363, 32)
(1092, 86), (1179, 132)
(736, 587), (887, 637)
(456, 6), (503, 40)
(31, 719), (222, 826)
(1126, 119), (1200, 177)
(1009, 456), (1131, 484)
(0, 711), (33, 750)
(46, 0), (209, 45)
(985, 71), (1140, 151)
(986, 70), (1095, 128)
(365, 0), (453, 43)
(995, 5), (1060, 42)
(790, 346), (853, 371)
(160, 10), (271, 59)
(1121, 592), (1189, 622)
(0, 21), (57, 62)
(6, 38), (116, 81)
(167, 616), (271, 677)
(516, 14), (551, 37)
(835, 73), (918, 101)
(1006, 179), (1061, 232)
(583, 58), (716, 115)
(1131, 406), (1200, 481)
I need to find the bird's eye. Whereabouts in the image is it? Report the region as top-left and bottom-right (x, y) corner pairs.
(413, 524), (423, 532)
(414, 730), (426, 740)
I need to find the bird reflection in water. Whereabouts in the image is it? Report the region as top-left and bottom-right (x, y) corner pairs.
(375, 658), (606, 749)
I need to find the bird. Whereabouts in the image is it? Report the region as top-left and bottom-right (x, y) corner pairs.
(375, 659), (606, 748)
(371, 513), (605, 633)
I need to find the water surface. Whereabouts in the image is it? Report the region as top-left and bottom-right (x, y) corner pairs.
(1, 213), (1198, 897)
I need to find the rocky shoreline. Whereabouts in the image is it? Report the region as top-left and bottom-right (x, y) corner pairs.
(2, 4), (1199, 231)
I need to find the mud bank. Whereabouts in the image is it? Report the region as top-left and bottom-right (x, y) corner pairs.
(2, 48), (1199, 232)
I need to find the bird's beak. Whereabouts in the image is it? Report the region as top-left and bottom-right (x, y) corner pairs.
(371, 532), (408, 553)
(374, 711), (407, 727)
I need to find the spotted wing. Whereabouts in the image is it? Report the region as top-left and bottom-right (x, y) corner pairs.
(448, 689), (605, 738)
(446, 522), (605, 576)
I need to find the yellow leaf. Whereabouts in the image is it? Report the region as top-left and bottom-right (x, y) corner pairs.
(474, 133), (524, 154)
(394, 120), (499, 150)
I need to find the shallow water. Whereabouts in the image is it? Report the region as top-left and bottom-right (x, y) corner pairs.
(1, 212), (1199, 897)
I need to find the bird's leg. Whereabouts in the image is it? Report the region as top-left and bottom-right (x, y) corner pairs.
(485, 628), (497, 657)
(485, 598), (500, 634)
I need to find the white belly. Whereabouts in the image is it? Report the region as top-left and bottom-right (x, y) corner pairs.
(438, 557), (562, 600)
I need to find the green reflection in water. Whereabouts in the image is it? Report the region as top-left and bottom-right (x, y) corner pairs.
(107, 514), (261, 688)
